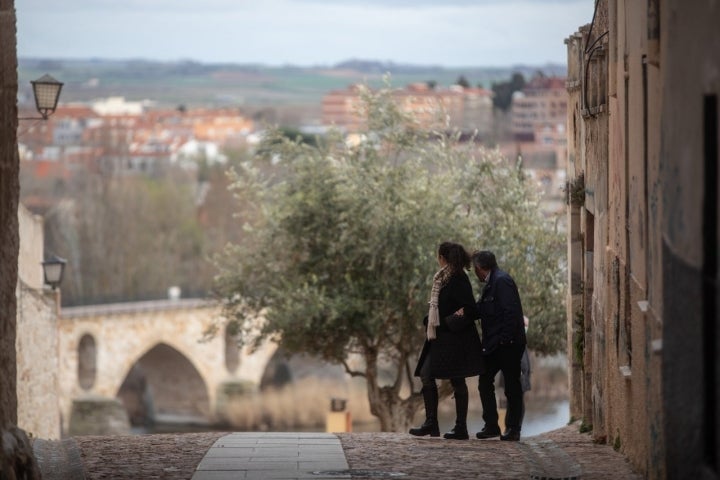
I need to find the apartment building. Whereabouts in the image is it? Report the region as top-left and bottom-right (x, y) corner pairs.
(461, 86), (494, 134)
(321, 84), (367, 133)
(19, 101), (254, 177)
(321, 83), (494, 136)
(511, 75), (567, 141)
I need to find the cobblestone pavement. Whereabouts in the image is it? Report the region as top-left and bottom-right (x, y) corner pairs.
(338, 424), (642, 479)
(33, 422), (642, 479)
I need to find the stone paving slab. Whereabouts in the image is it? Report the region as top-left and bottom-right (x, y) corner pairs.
(193, 432), (350, 480)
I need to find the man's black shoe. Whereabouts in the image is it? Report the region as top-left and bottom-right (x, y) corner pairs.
(475, 425), (501, 439)
(500, 429), (521, 441)
(409, 421), (440, 437)
(443, 425), (469, 440)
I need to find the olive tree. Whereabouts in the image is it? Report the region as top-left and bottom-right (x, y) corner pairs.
(214, 85), (565, 431)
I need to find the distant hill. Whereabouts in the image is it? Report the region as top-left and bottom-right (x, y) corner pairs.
(332, 58), (565, 77)
(17, 57), (566, 112)
(332, 59), (447, 74)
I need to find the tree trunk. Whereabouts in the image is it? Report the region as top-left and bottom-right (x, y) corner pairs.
(364, 352), (422, 432)
(0, 1), (40, 476)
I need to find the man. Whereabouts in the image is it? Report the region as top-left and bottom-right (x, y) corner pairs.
(472, 250), (527, 441)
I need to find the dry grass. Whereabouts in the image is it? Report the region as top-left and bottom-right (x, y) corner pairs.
(220, 377), (376, 431)
(220, 354), (568, 432)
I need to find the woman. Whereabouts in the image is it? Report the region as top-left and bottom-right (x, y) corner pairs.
(409, 241), (484, 440)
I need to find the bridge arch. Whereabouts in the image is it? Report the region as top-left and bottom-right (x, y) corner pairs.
(58, 299), (282, 433)
(117, 342), (210, 426)
(110, 337), (212, 402)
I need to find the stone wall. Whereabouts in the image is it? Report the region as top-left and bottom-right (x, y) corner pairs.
(567, 0), (720, 478)
(660, 2), (720, 478)
(68, 397), (130, 436)
(15, 205), (61, 439)
(15, 282), (61, 439)
(17, 203), (44, 290)
(565, 0), (664, 477)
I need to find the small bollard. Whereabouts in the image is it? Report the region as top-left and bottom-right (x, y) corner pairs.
(326, 397), (352, 432)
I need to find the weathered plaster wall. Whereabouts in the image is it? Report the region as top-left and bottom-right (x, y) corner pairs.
(566, 0), (665, 477)
(16, 205), (61, 439)
(661, 1), (720, 478)
(17, 203), (43, 290)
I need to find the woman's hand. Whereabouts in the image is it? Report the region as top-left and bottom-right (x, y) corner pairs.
(454, 307), (464, 316)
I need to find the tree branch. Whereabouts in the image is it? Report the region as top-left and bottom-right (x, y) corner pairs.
(341, 359), (366, 378)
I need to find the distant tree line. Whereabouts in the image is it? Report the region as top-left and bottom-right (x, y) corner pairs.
(491, 72), (527, 111)
(422, 71), (534, 112)
(24, 157), (247, 306)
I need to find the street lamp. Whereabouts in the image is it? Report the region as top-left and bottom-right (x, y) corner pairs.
(42, 255), (67, 290)
(19, 74), (63, 120)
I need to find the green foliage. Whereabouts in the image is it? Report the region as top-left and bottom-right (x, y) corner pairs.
(580, 420), (593, 434)
(214, 83), (566, 429)
(574, 309), (585, 366)
(277, 127), (319, 147)
(491, 72), (526, 111)
(613, 433), (622, 451)
(455, 75), (470, 88)
(564, 173), (586, 206)
(39, 170), (236, 306)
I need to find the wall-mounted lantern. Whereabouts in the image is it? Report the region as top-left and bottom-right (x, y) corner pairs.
(19, 74), (64, 120)
(42, 254), (67, 290)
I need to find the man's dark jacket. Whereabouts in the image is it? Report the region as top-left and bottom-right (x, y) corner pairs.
(477, 268), (526, 354)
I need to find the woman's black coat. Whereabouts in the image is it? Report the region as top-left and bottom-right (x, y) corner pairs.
(413, 271), (484, 379)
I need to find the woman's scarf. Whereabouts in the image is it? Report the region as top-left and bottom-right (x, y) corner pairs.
(427, 266), (452, 340)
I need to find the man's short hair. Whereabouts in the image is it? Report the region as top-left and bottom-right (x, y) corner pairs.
(472, 250), (497, 270)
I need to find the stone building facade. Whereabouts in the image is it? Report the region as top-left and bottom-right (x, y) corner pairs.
(565, 1), (719, 478)
(16, 203), (62, 439)
(321, 83), (494, 136)
(511, 76), (567, 142)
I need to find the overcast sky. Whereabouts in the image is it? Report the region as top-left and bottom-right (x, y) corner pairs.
(17, 0), (592, 67)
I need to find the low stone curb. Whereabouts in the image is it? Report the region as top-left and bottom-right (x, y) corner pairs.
(33, 438), (86, 480)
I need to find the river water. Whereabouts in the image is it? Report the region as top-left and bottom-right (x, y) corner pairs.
(464, 398), (570, 436)
(136, 398), (569, 436)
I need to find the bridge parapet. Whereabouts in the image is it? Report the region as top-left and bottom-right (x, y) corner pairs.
(58, 298), (277, 434)
(61, 298), (214, 318)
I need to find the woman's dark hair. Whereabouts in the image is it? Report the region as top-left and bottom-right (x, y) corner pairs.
(471, 250), (498, 270)
(438, 241), (471, 273)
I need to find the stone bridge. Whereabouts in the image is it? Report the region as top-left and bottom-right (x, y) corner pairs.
(58, 298), (277, 434)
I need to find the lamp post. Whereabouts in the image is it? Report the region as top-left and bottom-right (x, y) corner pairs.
(19, 74), (63, 120)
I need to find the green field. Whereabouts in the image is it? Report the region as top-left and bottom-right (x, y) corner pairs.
(18, 58), (565, 110)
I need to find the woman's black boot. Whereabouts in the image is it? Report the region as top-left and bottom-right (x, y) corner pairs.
(409, 419), (440, 437)
(444, 379), (469, 440)
(409, 385), (440, 437)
